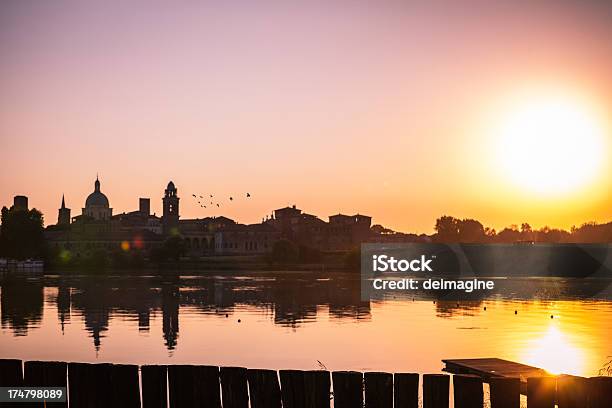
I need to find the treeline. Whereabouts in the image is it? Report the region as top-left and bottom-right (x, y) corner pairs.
(431, 216), (612, 243)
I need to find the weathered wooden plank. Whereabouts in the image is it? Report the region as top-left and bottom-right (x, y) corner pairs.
(168, 365), (220, 408)
(453, 374), (483, 408)
(68, 362), (113, 408)
(220, 367), (248, 408)
(332, 371), (363, 408)
(142, 365), (168, 408)
(23, 361), (67, 408)
(489, 377), (520, 408)
(110, 364), (141, 408)
(279, 370), (330, 408)
(422, 374), (449, 408)
(394, 373), (419, 408)
(247, 369), (281, 408)
(443, 358), (548, 381)
(526, 377), (556, 408)
(587, 376), (612, 408)
(556, 376), (587, 408)
(364, 372), (393, 408)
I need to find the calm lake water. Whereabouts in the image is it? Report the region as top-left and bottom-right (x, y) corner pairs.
(1, 272), (612, 378)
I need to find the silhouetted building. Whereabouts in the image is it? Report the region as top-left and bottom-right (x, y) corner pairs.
(11, 195), (28, 211)
(57, 195), (71, 226)
(139, 198), (150, 216)
(214, 223), (279, 254)
(82, 176), (112, 221)
(328, 214), (372, 250)
(162, 181), (179, 235)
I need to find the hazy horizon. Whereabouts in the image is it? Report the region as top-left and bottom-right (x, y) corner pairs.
(1, 1), (611, 233)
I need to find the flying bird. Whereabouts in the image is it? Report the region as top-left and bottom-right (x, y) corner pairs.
(229, 197), (233, 201)
(192, 194), (196, 197)
(246, 193), (251, 198)
(199, 195), (203, 198)
(210, 194), (213, 198)
(216, 203), (220, 207)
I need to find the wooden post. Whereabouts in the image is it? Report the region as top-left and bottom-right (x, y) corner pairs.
(332, 371), (363, 408)
(24, 361), (67, 408)
(220, 367), (248, 408)
(489, 377), (520, 408)
(556, 376), (587, 408)
(247, 369), (282, 408)
(394, 373), (419, 408)
(68, 362), (113, 407)
(142, 365), (168, 408)
(0, 359), (23, 408)
(109, 364), (141, 408)
(279, 370), (330, 408)
(422, 374), (449, 408)
(526, 377), (556, 408)
(364, 372), (393, 408)
(168, 365), (221, 408)
(0, 359), (23, 386)
(453, 374), (483, 408)
(587, 377), (612, 408)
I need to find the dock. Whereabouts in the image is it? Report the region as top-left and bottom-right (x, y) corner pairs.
(442, 358), (552, 395)
(0, 358), (611, 407)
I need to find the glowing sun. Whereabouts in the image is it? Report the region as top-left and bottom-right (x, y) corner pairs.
(496, 96), (606, 194)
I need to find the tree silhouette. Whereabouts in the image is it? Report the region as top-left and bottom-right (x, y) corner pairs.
(0, 206), (45, 259)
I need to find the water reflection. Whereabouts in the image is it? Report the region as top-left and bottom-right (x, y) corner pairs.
(1, 274), (611, 377)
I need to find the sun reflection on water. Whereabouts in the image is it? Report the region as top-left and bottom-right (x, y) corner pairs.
(521, 325), (584, 376)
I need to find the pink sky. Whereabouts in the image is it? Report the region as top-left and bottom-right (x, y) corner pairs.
(1, 1), (611, 233)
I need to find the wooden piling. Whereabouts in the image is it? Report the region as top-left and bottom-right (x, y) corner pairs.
(332, 371), (363, 408)
(526, 377), (556, 408)
(453, 374), (483, 408)
(23, 361), (67, 408)
(393, 373), (419, 408)
(168, 365), (221, 408)
(587, 376), (612, 408)
(422, 374), (449, 408)
(247, 369), (282, 408)
(110, 364), (141, 408)
(141, 365), (168, 408)
(556, 376), (587, 408)
(68, 362), (113, 407)
(364, 372), (393, 408)
(220, 367), (248, 408)
(0, 359), (23, 408)
(0, 359), (23, 386)
(489, 377), (520, 408)
(279, 370), (330, 408)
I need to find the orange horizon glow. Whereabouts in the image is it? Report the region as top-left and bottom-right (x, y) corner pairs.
(1, 1), (611, 233)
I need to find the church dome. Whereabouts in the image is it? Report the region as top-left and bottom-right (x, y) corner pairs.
(85, 177), (109, 207)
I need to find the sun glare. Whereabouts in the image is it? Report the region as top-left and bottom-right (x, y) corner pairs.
(522, 325), (584, 376)
(496, 96), (606, 194)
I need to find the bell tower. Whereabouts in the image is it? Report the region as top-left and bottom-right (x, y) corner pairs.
(58, 194), (71, 226)
(162, 181), (179, 234)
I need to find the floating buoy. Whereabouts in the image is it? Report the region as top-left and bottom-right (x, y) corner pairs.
(238, 319), (241, 323)
(225, 314), (228, 318)
(550, 315), (554, 319)
(484, 307), (487, 311)
(514, 310), (518, 315)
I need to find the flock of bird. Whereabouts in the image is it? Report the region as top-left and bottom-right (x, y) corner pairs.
(191, 192), (251, 209)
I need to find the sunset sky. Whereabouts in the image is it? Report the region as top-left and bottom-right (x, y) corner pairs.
(1, 0), (610, 233)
